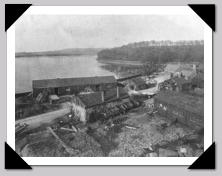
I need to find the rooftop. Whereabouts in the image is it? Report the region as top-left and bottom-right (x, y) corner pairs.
(131, 77), (147, 86)
(154, 91), (204, 116)
(78, 87), (129, 108)
(175, 67), (194, 73)
(33, 76), (116, 89)
(173, 77), (191, 85)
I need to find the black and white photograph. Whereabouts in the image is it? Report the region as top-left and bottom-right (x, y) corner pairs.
(6, 6), (212, 165)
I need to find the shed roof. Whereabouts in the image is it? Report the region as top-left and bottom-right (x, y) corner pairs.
(154, 91), (204, 116)
(33, 76), (116, 89)
(78, 87), (128, 108)
(130, 77), (146, 86)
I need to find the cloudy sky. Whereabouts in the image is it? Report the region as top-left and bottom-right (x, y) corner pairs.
(15, 15), (204, 52)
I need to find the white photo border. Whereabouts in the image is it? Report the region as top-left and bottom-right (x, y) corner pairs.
(7, 6), (212, 166)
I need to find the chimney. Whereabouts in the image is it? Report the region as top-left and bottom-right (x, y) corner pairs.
(117, 86), (120, 99)
(101, 91), (105, 102)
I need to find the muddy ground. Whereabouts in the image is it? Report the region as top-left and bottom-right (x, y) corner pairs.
(17, 107), (203, 157)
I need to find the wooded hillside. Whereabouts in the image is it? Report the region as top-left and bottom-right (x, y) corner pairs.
(97, 40), (204, 63)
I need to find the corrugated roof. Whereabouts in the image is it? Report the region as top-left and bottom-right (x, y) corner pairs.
(78, 87), (128, 108)
(155, 91), (204, 116)
(33, 76), (116, 88)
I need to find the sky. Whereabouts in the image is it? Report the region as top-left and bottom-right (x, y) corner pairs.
(15, 15), (204, 52)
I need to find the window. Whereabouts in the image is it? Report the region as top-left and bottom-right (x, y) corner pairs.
(66, 88), (71, 92)
(96, 85), (100, 90)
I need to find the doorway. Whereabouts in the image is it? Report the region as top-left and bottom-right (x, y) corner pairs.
(54, 88), (59, 95)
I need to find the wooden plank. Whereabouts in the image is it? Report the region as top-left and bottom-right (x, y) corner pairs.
(47, 127), (76, 155)
(60, 127), (76, 132)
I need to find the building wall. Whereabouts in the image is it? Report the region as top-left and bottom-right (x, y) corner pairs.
(181, 83), (192, 92)
(33, 88), (50, 98)
(33, 83), (116, 98)
(159, 81), (192, 93)
(71, 96), (125, 123)
(154, 99), (203, 129)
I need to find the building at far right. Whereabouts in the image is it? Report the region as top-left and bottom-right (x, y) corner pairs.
(154, 90), (204, 130)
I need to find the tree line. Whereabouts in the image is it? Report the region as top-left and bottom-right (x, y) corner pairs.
(97, 40), (204, 63)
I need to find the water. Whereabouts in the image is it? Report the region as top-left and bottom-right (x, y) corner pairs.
(15, 55), (114, 93)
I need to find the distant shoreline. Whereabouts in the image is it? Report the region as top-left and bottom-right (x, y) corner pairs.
(15, 53), (84, 58)
(15, 48), (103, 58)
